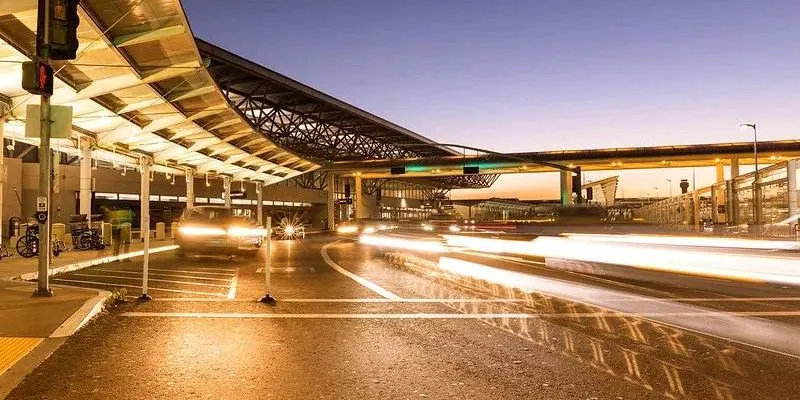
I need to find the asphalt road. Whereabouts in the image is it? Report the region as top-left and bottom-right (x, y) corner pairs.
(7, 233), (800, 399)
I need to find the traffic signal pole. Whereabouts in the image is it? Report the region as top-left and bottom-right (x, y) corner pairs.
(34, 0), (53, 297)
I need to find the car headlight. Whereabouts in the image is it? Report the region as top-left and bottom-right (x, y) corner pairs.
(363, 227), (376, 234)
(337, 225), (359, 234)
(448, 225), (461, 232)
(179, 226), (226, 236)
(284, 225), (296, 235)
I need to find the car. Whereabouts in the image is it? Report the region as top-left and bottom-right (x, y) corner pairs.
(175, 206), (266, 258)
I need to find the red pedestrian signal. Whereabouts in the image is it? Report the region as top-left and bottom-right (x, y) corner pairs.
(22, 61), (54, 96)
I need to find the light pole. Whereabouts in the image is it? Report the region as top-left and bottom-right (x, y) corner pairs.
(740, 123), (760, 230)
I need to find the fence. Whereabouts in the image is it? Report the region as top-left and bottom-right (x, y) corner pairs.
(641, 158), (799, 234)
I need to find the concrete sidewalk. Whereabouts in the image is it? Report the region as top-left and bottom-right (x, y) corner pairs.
(0, 239), (176, 397)
(0, 239), (176, 280)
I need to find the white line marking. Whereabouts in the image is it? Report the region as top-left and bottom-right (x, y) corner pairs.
(321, 240), (401, 300)
(255, 267), (317, 273)
(278, 298), (526, 303)
(122, 312), (531, 319)
(17, 245), (178, 281)
(88, 269), (233, 282)
(51, 279), (227, 297)
(148, 267), (236, 276)
(69, 273), (230, 288)
(227, 270), (238, 299)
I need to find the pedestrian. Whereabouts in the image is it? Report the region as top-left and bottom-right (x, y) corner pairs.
(107, 207), (133, 260)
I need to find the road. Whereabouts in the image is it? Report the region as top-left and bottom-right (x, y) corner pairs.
(7, 233), (800, 399)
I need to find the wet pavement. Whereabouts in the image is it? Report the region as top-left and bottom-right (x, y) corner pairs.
(6, 234), (800, 399)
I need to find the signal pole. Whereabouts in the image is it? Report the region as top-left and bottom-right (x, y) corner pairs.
(34, 0), (53, 297)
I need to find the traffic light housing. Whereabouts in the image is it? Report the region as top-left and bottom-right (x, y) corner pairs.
(390, 166), (405, 175)
(571, 174), (580, 194)
(21, 61), (54, 96)
(463, 166), (479, 175)
(36, 0), (80, 60)
(586, 187), (593, 200)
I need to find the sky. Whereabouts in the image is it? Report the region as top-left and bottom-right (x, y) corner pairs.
(184, 0), (800, 200)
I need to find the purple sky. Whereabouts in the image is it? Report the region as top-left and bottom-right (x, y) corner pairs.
(184, 0), (800, 199)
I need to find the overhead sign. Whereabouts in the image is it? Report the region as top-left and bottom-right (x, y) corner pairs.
(337, 198), (353, 205)
(25, 104), (73, 139)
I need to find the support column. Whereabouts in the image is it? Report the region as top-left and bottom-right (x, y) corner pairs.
(185, 169), (194, 211)
(256, 182), (263, 226)
(559, 171), (573, 205)
(692, 191), (700, 232)
(79, 137), (92, 219)
(139, 157), (152, 301)
(326, 173), (335, 230)
(715, 163), (725, 183)
(0, 115), (5, 240)
(787, 159), (798, 231)
(730, 157), (740, 178)
(223, 176), (232, 208)
(354, 175), (366, 219)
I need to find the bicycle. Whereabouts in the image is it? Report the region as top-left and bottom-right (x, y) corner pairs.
(72, 227), (105, 250)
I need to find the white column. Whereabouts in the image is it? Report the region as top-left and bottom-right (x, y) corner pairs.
(715, 163), (725, 183)
(327, 173), (335, 230)
(139, 157), (152, 300)
(256, 182), (263, 226)
(560, 170), (573, 205)
(354, 175), (365, 220)
(788, 159), (798, 229)
(185, 169), (195, 211)
(0, 117), (4, 239)
(79, 137), (92, 218)
(223, 176), (232, 208)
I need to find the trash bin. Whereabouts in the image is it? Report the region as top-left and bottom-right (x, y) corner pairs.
(52, 223), (66, 243)
(120, 223), (132, 244)
(170, 222), (178, 239)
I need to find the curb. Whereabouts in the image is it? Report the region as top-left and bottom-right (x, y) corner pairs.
(16, 244), (179, 281)
(48, 288), (112, 338)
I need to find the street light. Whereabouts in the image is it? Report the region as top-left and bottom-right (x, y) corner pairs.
(740, 123), (760, 229)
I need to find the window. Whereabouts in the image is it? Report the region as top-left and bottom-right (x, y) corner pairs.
(149, 195), (159, 201)
(232, 199), (252, 205)
(161, 195), (178, 202)
(195, 197), (208, 204)
(96, 192), (117, 200)
(178, 196), (187, 202)
(118, 193), (139, 201)
(209, 198), (224, 204)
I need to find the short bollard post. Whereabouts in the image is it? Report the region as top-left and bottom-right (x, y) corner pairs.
(258, 217), (276, 305)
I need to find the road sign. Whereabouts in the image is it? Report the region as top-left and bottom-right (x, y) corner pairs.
(37, 196), (47, 212)
(337, 198), (353, 205)
(25, 104), (73, 139)
(35, 211), (48, 223)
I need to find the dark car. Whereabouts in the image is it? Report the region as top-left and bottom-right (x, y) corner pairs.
(175, 206), (265, 258)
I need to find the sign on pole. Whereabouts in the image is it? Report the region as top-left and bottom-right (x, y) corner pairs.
(25, 104), (72, 139)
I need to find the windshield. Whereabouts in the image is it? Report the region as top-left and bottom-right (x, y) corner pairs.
(183, 208), (249, 225)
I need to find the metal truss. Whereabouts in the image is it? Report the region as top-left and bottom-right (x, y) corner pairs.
(401, 174), (500, 190)
(293, 171), (329, 191)
(199, 40), (455, 163)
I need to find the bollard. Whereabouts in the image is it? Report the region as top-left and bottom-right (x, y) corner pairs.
(170, 222), (178, 239)
(155, 222), (165, 241)
(51, 223), (66, 244)
(258, 217), (275, 304)
(121, 223), (132, 244)
(102, 222), (112, 245)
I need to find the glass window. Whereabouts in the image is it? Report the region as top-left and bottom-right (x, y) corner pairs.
(149, 195), (159, 202)
(118, 193), (139, 201)
(178, 196), (187, 202)
(209, 198), (225, 204)
(161, 195), (178, 202)
(232, 199), (252, 205)
(195, 197), (208, 204)
(96, 192), (117, 200)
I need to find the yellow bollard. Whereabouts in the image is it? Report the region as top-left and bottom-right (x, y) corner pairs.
(155, 222), (166, 241)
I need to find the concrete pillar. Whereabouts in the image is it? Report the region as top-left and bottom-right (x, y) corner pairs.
(0, 117), (4, 239)
(256, 182), (263, 226)
(730, 157), (740, 178)
(355, 175), (366, 219)
(692, 191), (700, 231)
(326, 173), (335, 230)
(79, 137), (92, 219)
(185, 169), (194, 211)
(715, 163), (725, 183)
(139, 157), (152, 299)
(788, 159), (798, 229)
(223, 176), (231, 208)
(559, 170), (573, 205)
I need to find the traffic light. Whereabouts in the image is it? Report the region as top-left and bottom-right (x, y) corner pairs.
(21, 61), (54, 96)
(36, 0), (80, 60)
(571, 174), (580, 194)
(390, 166), (405, 175)
(586, 187), (593, 200)
(463, 166), (479, 175)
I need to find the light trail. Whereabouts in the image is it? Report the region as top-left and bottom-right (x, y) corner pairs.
(562, 233), (800, 251)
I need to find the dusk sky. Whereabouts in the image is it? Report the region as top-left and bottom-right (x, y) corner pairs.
(185, 0), (800, 199)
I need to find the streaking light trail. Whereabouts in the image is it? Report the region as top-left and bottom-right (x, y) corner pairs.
(563, 233), (800, 251)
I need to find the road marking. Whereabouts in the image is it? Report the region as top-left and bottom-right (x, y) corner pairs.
(320, 240), (402, 300)
(255, 267), (317, 273)
(0, 337), (43, 375)
(17, 245), (179, 281)
(148, 267), (236, 276)
(51, 279), (227, 297)
(122, 312), (531, 319)
(600, 296), (800, 303)
(87, 269), (233, 282)
(69, 273), (231, 288)
(279, 298), (527, 303)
